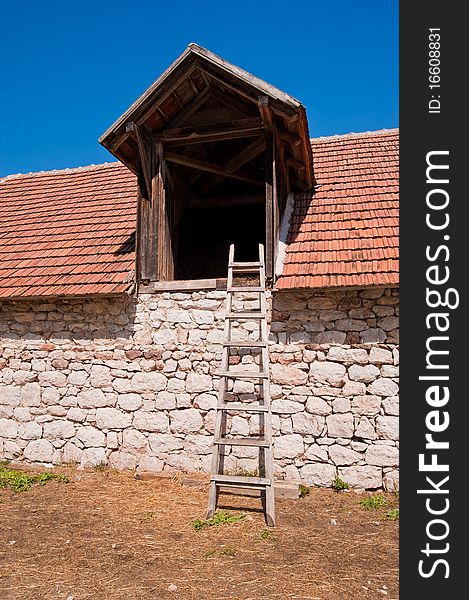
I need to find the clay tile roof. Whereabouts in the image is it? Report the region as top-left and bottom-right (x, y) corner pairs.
(276, 129), (399, 290)
(0, 162), (137, 299)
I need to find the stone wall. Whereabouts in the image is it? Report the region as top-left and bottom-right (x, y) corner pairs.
(0, 287), (399, 490)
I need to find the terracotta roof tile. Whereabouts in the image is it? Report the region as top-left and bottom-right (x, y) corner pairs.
(0, 163), (136, 299)
(276, 129), (399, 290)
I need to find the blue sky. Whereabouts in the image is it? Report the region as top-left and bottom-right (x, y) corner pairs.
(0, 0), (398, 177)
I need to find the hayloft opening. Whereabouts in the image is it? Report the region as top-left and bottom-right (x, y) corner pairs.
(99, 44), (314, 288)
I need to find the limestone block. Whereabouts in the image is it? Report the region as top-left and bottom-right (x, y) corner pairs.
(68, 371), (89, 386)
(131, 372), (167, 393)
(300, 463), (337, 487)
(271, 399), (304, 414)
(368, 378), (399, 397)
(382, 397), (399, 416)
(365, 444), (399, 467)
(369, 347), (393, 364)
(122, 429), (148, 450)
(327, 347), (369, 364)
(63, 441), (83, 463)
(380, 365), (399, 378)
(166, 310), (191, 323)
(96, 408), (132, 430)
(328, 444), (361, 466)
(332, 398), (350, 413)
(359, 328), (386, 344)
(0, 418), (18, 438)
(194, 393), (217, 411)
(169, 409), (203, 434)
(354, 416), (378, 440)
(377, 316), (399, 331)
(383, 469), (399, 492)
(193, 310), (214, 325)
(270, 364), (308, 386)
(154, 391), (177, 410)
(148, 433), (184, 455)
(23, 439), (54, 463)
(339, 465), (382, 489)
(152, 329), (178, 345)
(315, 331), (347, 344)
(38, 371), (67, 387)
(184, 434), (213, 455)
(231, 416), (250, 436)
(291, 413), (325, 436)
(341, 380), (367, 396)
(309, 361), (346, 386)
(76, 426), (106, 447)
(348, 364), (380, 383)
(376, 416), (399, 440)
(165, 452), (202, 472)
(304, 444), (328, 462)
(77, 389), (109, 409)
(1, 385), (21, 406)
(89, 365), (112, 388)
(270, 384), (283, 399)
(351, 395), (382, 417)
(273, 434), (304, 459)
(185, 373), (212, 393)
(80, 447), (107, 468)
(13, 408), (30, 424)
(67, 407), (87, 422)
(326, 413), (354, 438)
(132, 411), (168, 433)
(13, 370), (37, 385)
(43, 420), (75, 440)
(305, 396), (332, 416)
(112, 378), (133, 394)
(18, 421), (42, 440)
(118, 393), (143, 412)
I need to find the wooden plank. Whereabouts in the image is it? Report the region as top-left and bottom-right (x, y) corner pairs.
(278, 128), (302, 147)
(217, 370), (268, 378)
(214, 437), (269, 447)
(225, 136), (266, 173)
(286, 155), (306, 171)
(126, 121), (152, 197)
(156, 117), (263, 145)
(217, 403), (268, 412)
(265, 130), (274, 279)
(164, 151), (263, 185)
(139, 279), (218, 292)
(211, 474), (270, 486)
(258, 96), (273, 130)
(168, 85), (211, 128)
(210, 86), (253, 117)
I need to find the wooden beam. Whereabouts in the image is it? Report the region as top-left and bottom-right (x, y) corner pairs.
(191, 194), (264, 208)
(278, 128), (302, 147)
(258, 96), (273, 130)
(156, 117), (264, 146)
(210, 86), (253, 117)
(172, 90), (184, 109)
(126, 121), (152, 197)
(265, 130), (274, 279)
(225, 136), (266, 173)
(286, 155), (306, 171)
(163, 151), (263, 185)
(168, 85), (211, 128)
(187, 75), (199, 95)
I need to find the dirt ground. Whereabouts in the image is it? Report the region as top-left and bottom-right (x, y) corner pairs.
(0, 466), (398, 600)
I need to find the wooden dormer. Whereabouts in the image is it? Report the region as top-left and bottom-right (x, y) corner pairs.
(99, 43), (314, 287)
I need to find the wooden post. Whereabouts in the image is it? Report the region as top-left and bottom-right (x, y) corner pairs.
(265, 130), (274, 279)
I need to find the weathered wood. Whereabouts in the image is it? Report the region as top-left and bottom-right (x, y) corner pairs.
(139, 279), (218, 292)
(136, 149), (158, 282)
(278, 128), (302, 147)
(126, 122), (152, 197)
(155, 117), (263, 146)
(210, 86), (253, 116)
(286, 155), (306, 171)
(258, 96), (273, 130)
(167, 85), (211, 128)
(225, 136), (266, 173)
(265, 130), (274, 279)
(163, 151), (263, 185)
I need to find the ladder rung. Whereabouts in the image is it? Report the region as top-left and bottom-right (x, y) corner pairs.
(218, 402), (268, 412)
(227, 286), (264, 292)
(214, 437), (270, 447)
(229, 261), (262, 268)
(226, 312), (264, 319)
(223, 340), (267, 348)
(212, 474), (271, 487)
(217, 370), (269, 379)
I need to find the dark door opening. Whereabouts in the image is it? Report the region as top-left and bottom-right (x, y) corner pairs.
(175, 203), (265, 279)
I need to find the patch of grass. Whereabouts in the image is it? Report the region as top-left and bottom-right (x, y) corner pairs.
(93, 462), (107, 472)
(220, 546), (236, 556)
(205, 549), (217, 557)
(192, 510), (246, 532)
(299, 484), (310, 498)
(139, 511), (156, 520)
(260, 529), (277, 541)
(360, 494), (388, 510)
(385, 508), (400, 521)
(0, 466), (69, 492)
(332, 477), (349, 492)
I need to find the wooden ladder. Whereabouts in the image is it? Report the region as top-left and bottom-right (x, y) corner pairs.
(207, 243), (275, 526)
